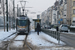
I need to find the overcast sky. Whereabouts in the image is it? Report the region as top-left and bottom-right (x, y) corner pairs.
(15, 0), (56, 19)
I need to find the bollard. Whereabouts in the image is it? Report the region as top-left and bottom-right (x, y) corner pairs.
(58, 32), (60, 44)
(55, 31), (56, 38)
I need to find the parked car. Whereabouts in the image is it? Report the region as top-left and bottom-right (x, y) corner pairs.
(59, 24), (69, 32)
(44, 26), (51, 29)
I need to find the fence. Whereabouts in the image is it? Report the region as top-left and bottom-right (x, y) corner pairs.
(41, 29), (60, 44)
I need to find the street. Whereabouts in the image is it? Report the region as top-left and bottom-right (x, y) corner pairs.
(60, 32), (75, 47)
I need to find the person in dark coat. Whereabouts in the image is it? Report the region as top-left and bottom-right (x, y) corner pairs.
(37, 23), (41, 35)
(56, 26), (59, 32)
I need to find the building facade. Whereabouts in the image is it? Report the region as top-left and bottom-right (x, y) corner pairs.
(71, 0), (75, 25)
(41, 0), (75, 27)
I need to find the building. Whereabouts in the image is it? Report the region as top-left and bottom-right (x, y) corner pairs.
(41, 7), (53, 27)
(71, 0), (75, 25)
(52, 0), (59, 24)
(41, 0), (59, 26)
(58, 0), (67, 24)
(41, 10), (47, 27)
(67, 0), (72, 25)
(41, 0), (74, 26)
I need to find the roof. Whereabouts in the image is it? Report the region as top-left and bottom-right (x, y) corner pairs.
(33, 19), (41, 21)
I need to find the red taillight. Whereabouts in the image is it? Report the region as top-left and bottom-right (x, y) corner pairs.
(20, 29), (21, 30)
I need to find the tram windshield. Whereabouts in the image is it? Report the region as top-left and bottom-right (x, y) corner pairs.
(18, 20), (28, 26)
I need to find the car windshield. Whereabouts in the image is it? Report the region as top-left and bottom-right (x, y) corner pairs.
(62, 25), (68, 27)
(18, 20), (28, 26)
(73, 21), (75, 23)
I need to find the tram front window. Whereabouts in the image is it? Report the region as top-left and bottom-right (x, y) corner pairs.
(18, 20), (28, 26)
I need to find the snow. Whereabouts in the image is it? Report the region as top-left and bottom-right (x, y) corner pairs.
(0, 29), (16, 41)
(0, 29), (66, 48)
(14, 35), (26, 40)
(10, 41), (24, 48)
(70, 26), (75, 28)
(10, 35), (26, 48)
(49, 28), (56, 31)
(27, 29), (65, 47)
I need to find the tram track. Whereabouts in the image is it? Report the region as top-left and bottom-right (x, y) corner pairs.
(23, 35), (32, 50)
(0, 32), (32, 50)
(0, 32), (18, 50)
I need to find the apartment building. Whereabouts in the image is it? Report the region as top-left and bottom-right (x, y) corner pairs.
(71, 0), (75, 25)
(67, 0), (72, 25)
(58, 0), (67, 24)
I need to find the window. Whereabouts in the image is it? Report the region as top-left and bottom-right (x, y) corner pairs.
(73, 9), (75, 14)
(0, 11), (2, 14)
(73, 1), (75, 6)
(65, 0), (67, 4)
(73, 21), (75, 23)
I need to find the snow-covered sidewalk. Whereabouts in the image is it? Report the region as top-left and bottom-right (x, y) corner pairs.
(27, 29), (65, 47)
(0, 29), (16, 41)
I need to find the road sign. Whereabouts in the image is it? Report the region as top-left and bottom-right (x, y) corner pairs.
(60, 19), (63, 21)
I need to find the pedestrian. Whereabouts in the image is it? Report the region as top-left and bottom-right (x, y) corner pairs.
(56, 26), (59, 32)
(37, 23), (41, 35)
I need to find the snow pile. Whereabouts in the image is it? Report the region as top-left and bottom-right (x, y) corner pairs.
(70, 26), (75, 28)
(27, 30), (65, 47)
(49, 28), (56, 31)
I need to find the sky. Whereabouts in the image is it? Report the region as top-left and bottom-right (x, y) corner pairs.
(15, 0), (56, 19)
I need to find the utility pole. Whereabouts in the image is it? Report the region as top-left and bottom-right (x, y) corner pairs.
(3, 0), (5, 31)
(6, 0), (8, 32)
(17, 4), (19, 17)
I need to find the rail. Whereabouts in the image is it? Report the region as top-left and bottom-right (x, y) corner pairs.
(0, 32), (17, 50)
(41, 29), (60, 44)
(23, 35), (32, 50)
(0, 34), (32, 50)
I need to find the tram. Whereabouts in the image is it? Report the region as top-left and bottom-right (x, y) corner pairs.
(16, 15), (30, 35)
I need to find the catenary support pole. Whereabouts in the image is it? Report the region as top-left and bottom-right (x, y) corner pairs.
(6, 0), (8, 32)
(13, 0), (15, 29)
